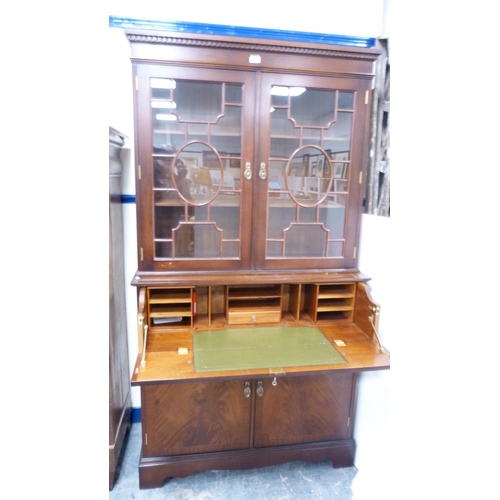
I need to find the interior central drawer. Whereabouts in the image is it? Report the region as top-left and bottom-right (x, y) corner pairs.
(227, 307), (281, 325)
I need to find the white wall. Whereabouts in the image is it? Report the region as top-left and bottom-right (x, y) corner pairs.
(108, 5), (391, 496)
(352, 214), (391, 499)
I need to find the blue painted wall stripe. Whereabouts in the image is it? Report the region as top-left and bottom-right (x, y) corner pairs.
(121, 194), (136, 204)
(131, 407), (141, 423)
(109, 16), (376, 48)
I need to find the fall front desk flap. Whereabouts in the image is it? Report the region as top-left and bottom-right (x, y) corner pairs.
(193, 326), (346, 372)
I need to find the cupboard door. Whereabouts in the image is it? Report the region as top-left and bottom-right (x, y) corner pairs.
(252, 73), (372, 270)
(142, 381), (252, 457)
(253, 373), (355, 448)
(134, 64), (256, 271)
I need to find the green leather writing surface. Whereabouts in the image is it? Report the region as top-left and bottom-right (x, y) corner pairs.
(193, 326), (346, 372)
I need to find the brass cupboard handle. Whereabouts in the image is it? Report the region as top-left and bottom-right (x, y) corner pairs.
(244, 162), (252, 180)
(243, 382), (251, 398)
(141, 324), (148, 367)
(256, 381), (264, 397)
(259, 162), (267, 180)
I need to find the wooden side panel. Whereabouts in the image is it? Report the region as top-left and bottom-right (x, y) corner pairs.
(253, 373), (355, 448)
(288, 284), (301, 320)
(142, 381), (252, 457)
(353, 282), (380, 340)
(136, 287), (147, 356)
(304, 284), (319, 321)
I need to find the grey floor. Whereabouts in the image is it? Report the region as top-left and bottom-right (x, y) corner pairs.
(110, 423), (358, 499)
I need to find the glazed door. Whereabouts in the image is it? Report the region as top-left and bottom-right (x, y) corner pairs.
(134, 64), (256, 271)
(142, 381), (252, 457)
(253, 373), (355, 448)
(252, 73), (372, 270)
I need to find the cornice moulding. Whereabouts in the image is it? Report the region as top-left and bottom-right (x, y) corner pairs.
(124, 30), (380, 61)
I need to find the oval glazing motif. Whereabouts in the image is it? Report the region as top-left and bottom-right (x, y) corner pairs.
(286, 146), (332, 207)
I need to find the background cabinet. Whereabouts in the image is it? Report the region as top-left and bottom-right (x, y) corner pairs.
(109, 127), (131, 490)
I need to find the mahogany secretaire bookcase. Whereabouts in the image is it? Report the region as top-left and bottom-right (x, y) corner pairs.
(124, 27), (390, 489)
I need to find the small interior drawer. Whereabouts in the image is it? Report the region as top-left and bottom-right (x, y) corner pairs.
(227, 307), (281, 325)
